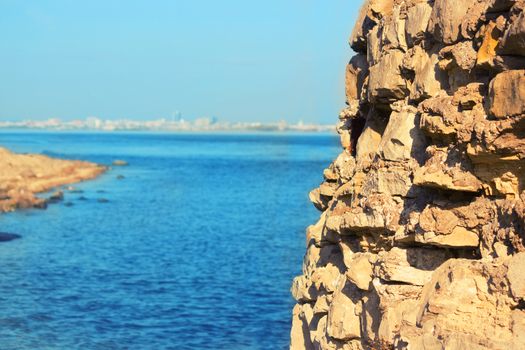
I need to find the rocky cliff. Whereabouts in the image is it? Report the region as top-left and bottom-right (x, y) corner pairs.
(290, 0), (525, 349)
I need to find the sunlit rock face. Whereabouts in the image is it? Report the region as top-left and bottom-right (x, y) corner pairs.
(290, 0), (525, 349)
(0, 147), (105, 212)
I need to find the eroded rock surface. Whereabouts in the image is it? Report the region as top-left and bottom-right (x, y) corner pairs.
(0, 148), (106, 211)
(291, 1), (525, 349)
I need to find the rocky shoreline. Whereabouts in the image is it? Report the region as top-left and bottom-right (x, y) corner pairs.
(0, 147), (106, 212)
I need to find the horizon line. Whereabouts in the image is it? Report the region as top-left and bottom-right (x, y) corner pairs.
(0, 117), (336, 133)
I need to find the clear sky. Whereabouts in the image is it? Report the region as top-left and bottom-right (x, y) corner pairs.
(0, 1), (359, 123)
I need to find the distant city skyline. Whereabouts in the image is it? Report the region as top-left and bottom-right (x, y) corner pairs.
(0, 1), (359, 124)
(0, 116), (335, 133)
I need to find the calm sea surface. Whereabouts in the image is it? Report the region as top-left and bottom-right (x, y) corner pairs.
(0, 132), (339, 350)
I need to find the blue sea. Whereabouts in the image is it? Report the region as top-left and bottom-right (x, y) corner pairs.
(0, 132), (339, 350)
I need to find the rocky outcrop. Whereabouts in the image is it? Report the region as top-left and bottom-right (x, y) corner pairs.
(0, 147), (106, 211)
(291, 1), (525, 349)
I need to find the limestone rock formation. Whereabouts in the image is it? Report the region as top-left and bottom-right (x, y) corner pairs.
(290, 1), (525, 349)
(0, 147), (106, 211)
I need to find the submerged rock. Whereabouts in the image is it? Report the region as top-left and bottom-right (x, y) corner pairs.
(0, 232), (21, 242)
(48, 190), (64, 203)
(112, 160), (128, 166)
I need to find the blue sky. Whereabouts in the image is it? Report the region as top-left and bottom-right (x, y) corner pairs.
(0, 1), (359, 123)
